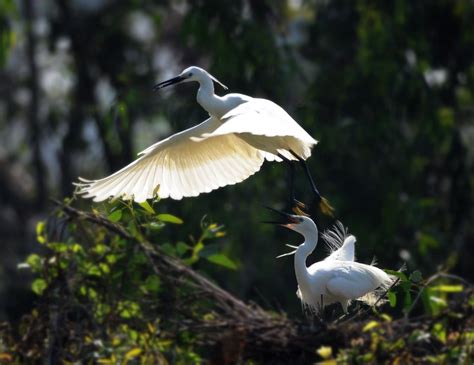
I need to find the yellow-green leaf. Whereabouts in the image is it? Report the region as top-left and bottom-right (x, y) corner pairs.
(206, 254), (237, 270)
(157, 213), (183, 224)
(316, 346), (332, 359)
(139, 201), (155, 214)
(363, 321), (379, 332)
(124, 348), (142, 360)
(36, 221), (46, 244)
(107, 210), (122, 222)
(430, 285), (464, 293)
(32, 278), (47, 295)
(26, 254), (43, 271)
(388, 291), (397, 307)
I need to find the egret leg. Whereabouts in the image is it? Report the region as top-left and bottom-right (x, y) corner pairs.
(278, 153), (307, 215)
(289, 150), (334, 217)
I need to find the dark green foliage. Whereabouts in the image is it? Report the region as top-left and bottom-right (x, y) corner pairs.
(7, 199), (235, 363)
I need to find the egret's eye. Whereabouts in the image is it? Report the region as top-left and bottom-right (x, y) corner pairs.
(188, 72), (193, 77)
(299, 218), (303, 223)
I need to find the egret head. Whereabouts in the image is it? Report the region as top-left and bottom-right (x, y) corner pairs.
(264, 207), (317, 236)
(153, 66), (228, 91)
(283, 215), (318, 236)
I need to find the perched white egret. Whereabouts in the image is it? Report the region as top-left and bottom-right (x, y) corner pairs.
(267, 208), (395, 313)
(76, 66), (333, 215)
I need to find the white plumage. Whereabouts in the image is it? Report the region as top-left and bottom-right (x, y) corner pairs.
(272, 212), (395, 313)
(76, 66), (317, 202)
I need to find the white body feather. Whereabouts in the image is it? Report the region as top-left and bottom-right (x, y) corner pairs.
(76, 67), (317, 202)
(282, 217), (395, 313)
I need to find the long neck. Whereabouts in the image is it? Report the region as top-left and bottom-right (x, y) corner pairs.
(294, 228), (318, 291)
(196, 77), (225, 118)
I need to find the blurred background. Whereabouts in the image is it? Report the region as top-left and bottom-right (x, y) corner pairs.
(1, 0), (473, 322)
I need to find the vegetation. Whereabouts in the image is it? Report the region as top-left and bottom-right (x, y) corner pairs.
(0, 0), (473, 363)
(0, 200), (470, 363)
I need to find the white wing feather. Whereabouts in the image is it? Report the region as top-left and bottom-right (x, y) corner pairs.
(322, 221), (356, 262)
(326, 263), (393, 300)
(198, 98), (317, 161)
(76, 117), (265, 202)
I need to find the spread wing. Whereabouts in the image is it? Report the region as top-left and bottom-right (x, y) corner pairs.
(197, 98), (318, 161)
(323, 221), (356, 262)
(76, 116), (265, 202)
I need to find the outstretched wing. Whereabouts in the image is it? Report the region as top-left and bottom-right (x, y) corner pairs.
(323, 221), (356, 262)
(198, 98), (318, 161)
(76, 116), (265, 202)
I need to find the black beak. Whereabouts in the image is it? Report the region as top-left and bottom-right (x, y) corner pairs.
(153, 75), (186, 91)
(264, 206), (299, 224)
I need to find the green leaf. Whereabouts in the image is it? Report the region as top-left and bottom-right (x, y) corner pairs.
(362, 321), (379, 332)
(26, 254), (42, 271)
(384, 269), (408, 282)
(106, 254), (118, 264)
(176, 242), (190, 256)
(409, 270), (423, 283)
(94, 244), (108, 256)
(118, 301), (140, 319)
(430, 284), (464, 293)
(157, 213), (183, 224)
(143, 221), (165, 231)
(206, 254), (237, 270)
(139, 201), (155, 214)
(87, 265), (101, 276)
(403, 290), (412, 310)
(388, 291), (397, 307)
(144, 275), (161, 293)
(99, 263), (110, 274)
(108, 209), (122, 223)
(36, 221), (46, 244)
(160, 243), (176, 256)
(125, 348), (142, 360)
(31, 279), (47, 295)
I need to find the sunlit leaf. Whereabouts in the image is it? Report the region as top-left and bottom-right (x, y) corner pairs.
(206, 254), (237, 270)
(316, 345), (333, 359)
(363, 321), (379, 332)
(107, 209), (122, 223)
(388, 291), (397, 307)
(143, 221), (165, 231)
(31, 278), (47, 295)
(157, 213), (183, 224)
(125, 347), (142, 360)
(430, 285), (464, 293)
(36, 221), (46, 244)
(139, 201), (155, 215)
(87, 265), (101, 276)
(25, 254), (42, 271)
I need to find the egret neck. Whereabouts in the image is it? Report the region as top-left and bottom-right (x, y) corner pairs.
(293, 220), (318, 299)
(196, 76), (227, 118)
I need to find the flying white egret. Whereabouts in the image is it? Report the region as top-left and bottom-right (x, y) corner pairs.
(76, 66), (333, 215)
(267, 208), (395, 313)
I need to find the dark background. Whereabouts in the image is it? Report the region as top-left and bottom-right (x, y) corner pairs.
(1, 0), (473, 321)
